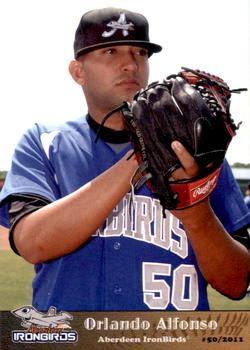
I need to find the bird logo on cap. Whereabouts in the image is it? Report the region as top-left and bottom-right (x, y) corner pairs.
(102, 13), (134, 38)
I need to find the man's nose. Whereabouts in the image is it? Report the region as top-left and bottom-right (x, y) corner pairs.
(121, 52), (138, 72)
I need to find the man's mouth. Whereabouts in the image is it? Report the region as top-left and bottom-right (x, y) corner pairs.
(116, 79), (140, 88)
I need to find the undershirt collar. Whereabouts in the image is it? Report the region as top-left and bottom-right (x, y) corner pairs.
(86, 114), (130, 144)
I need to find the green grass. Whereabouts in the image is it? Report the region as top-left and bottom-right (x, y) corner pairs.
(0, 251), (249, 310)
(0, 250), (34, 310)
(208, 285), (250, 310)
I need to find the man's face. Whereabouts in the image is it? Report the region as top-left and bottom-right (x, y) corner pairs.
(78, 45), (149, 114)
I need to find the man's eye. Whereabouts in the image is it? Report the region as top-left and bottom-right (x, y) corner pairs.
(104, 48), (116, 55)
(136, 49), (148, 57)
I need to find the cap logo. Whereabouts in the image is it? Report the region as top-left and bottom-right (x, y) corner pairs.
(102, 13), (134, 38)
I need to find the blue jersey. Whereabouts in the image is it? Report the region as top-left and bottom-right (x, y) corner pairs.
(1, 116), (250, 311)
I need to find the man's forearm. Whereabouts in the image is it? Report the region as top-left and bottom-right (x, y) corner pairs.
(13, 152), (138, 264)
(176, 200), (250, 299)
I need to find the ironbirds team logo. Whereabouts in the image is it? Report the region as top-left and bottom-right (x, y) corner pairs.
(102, 13), (134, 37)
(11, 306), (77, 343)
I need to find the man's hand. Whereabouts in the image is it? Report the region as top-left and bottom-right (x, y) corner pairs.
(171, 141), (200, 180)
(170, 140), (211, 222)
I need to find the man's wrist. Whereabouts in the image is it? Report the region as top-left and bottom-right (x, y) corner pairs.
(172, 199), (216, 231)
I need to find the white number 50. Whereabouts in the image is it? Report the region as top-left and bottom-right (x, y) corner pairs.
(142, 262), (199, 310)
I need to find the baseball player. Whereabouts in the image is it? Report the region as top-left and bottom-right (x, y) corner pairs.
(0, 8), (250, 311)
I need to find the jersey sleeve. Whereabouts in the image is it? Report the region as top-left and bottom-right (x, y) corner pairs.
(0, 124), (61, 228)
(210, 160), (250, 233)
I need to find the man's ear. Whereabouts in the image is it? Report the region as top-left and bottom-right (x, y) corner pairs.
(68, 60), (85, 85)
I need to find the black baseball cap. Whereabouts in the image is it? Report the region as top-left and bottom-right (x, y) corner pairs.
(74, 7), (162, 58)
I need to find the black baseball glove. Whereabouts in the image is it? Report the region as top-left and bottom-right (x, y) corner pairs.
(98, 67), (246, 213)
